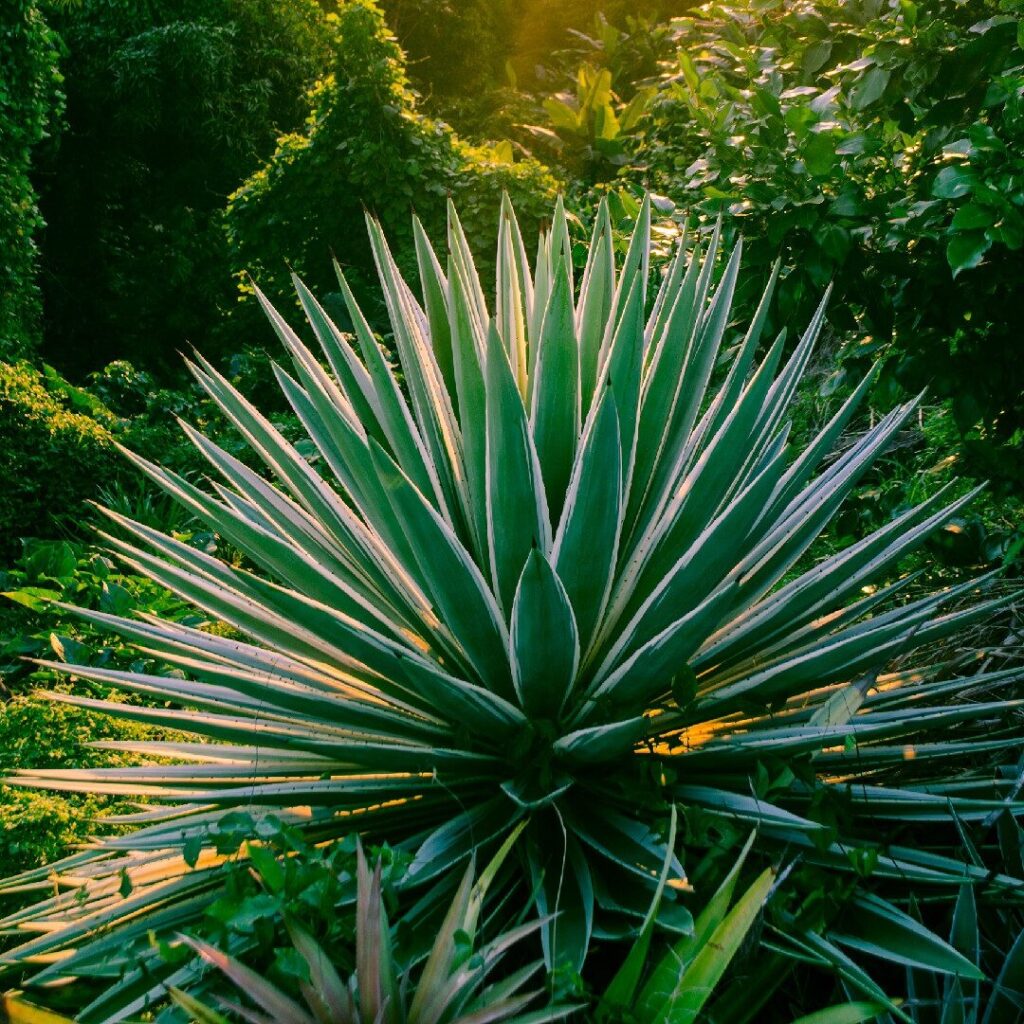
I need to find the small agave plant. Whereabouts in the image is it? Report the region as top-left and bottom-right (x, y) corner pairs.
(1, 195), (1021, 1018)
(170, 831), (577, 1024)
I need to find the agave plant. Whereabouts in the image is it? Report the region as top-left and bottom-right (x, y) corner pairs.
(2, 195), (1022, 1018)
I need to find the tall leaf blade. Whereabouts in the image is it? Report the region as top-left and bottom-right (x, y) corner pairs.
(530, 261), (580, 523)
(552, 388), (622, 655)
(510, 550), (579, 719)
(485, 323), (552, 617)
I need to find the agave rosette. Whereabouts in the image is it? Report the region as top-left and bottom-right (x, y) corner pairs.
(2, 195), (1022, 1014)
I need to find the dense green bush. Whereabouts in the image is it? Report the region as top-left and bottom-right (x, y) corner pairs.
(0, 1), (62, 360)
(613, 0), (1024, 488)
(379, 0), (516, 101)
(0, 352), (303, 562)
(37, 0), (335, 373)
(225, 0), (558, 336)
(0, 362), (116, 556)
(503, 0), (694, 91)
(0, 700), (140, 875)
(87, 353), (305, 491)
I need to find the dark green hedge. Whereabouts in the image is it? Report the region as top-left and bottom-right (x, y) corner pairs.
(0, 1), (62, 360)
(36, 0), (335, 374)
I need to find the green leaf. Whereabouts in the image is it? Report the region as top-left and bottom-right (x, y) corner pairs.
(530, 262), (580, 522)
(510, 550), (579, 719)
(950, 202), (996, 230)
(803, 133), (837, 176)
(644, 867), (775, 1022)
(24, 540), (78, 580)
(407, 799), (522, 885)
(849, 67), (890, 110)
(786, 1002), (887, 1024)
(414, 217), (457, 402)
(3, 587), (61, 612)
(99, 581), (135, 616)
(485, 324), (552, 617)
(933, 166), (976, 199)
(527, 832), (593, 975)
(984, 925), (1024, 1024)
(369, 440), (514, 697)
(597, 806), (679, 1018)
(577, 199), (615, 412)
(168, 989), (233, 1024)
(552, 387), (622, 653)
(830, 893), (985, 979)
(947, 232), (990, 277)
(496, 193), (532, 393)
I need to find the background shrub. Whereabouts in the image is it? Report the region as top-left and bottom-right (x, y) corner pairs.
(224, 0), (559, 339)
(0, 1), (63, 361)
(612, 0), (1024, 488)
(0, 362), (117, 557)
(35, 0), (335, 374)
(0, 700), (140, 875)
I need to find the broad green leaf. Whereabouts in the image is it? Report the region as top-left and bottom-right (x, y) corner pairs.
(947, 232), (990, 277)
(933, 166), (976, 199)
